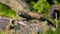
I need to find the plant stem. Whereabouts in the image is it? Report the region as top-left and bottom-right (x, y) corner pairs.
(55, 13), (58, 30)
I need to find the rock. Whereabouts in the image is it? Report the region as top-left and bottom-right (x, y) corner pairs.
(0, 16), (14, 32)
(0, 16), (56, 34)
(3, 19), (56, 34)
(15, 20), (50, 34)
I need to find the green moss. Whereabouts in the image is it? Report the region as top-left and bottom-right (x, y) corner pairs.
(0, 3), (16, 18)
